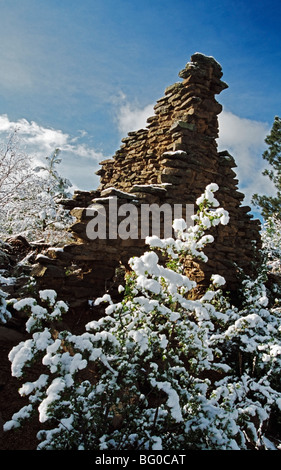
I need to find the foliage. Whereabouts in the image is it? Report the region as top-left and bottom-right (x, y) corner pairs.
(3, 184), (281, 450)
(0, 131), (73, 243)
(0, 129), (31, 207)
(0, 288), (12, 324)
(261, 215), (281, 276)
(252, 116), (281, 219)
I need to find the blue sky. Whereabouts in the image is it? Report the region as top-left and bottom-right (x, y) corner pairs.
(0, 0), (280, 211)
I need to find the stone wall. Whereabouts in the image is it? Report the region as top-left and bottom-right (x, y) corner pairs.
(33, 53), (261, 307)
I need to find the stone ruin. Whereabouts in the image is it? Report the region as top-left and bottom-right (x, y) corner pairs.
(32, 53), (262, 307)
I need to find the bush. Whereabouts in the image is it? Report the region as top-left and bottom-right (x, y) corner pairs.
(4, 184), (281, 450)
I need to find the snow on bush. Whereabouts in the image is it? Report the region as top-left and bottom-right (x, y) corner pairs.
(261, 215), (281, 275)
(3, 184), (281, 450)
(0, 139), (73, 243)
(0, 288), (12, 324)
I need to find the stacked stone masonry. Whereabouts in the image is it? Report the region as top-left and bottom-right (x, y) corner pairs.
(33, 53), (261, 306)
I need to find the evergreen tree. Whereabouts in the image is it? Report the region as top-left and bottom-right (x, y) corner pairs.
(252, 116), (281, 219)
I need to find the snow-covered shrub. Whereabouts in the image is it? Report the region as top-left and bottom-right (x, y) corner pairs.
(261, 215), (281, 275)
(0, 138), (73, 243)
(4, 184), (281, 450)
(0, 288), (12, 324)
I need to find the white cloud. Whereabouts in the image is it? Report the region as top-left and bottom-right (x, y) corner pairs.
(0, 114), (102, 159)
(0, 114), (104, 191)
(0, 115), (68, 150)
(218, 110), (274, 206)
(114, 96), (154, 135)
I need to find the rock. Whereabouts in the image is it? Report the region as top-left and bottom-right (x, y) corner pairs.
(32, 53), (261, 306)
(0, 249), (11, 269)
(130, 184), (167, 195)
(0, 326), (25, 345)
(100, 187), (136, 199)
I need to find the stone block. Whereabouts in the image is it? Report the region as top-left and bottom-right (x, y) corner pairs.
(33, 53), (261, 307)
